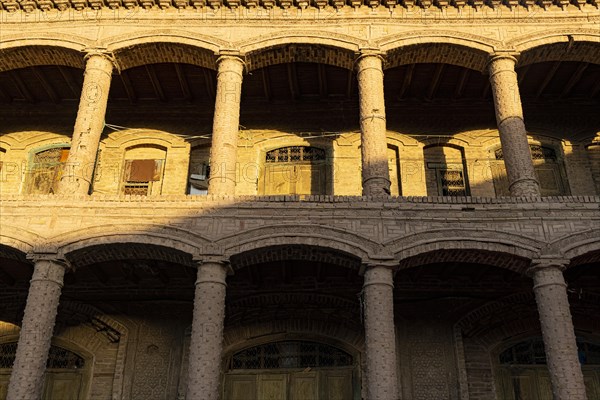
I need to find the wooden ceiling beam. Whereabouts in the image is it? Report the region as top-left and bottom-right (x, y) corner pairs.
(517, 64), (531, 85)
(90, 265), (110, 286)
(399, 64), (415, 99)
(287, 63), (299, 100)
(203, 69), (216, 101)
(481, 80), (490, 99)
(346, 69), (353, 98)
(174, 64), (193, 102)
(318, 64), (327, 98)
(56, 66), (81, 99)
(145, 65), (167, 102)
(561, 63), (588, 98)
(119, 70), (138, 103)
(0, 83), (12, 102)
(454, 68), (469, 98)
(426, 64), (445, 100)
(31, 66), (60, 103)
(261, 68), (271, 101)
(591, 78), (600, 98)
(8, 70), (36, 103)
(535, 61), (561, 98)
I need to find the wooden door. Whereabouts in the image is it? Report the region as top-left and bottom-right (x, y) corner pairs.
(322, 369), (353, 400)
(261, 164), (326, 195)
(290, 371), (318, 400)
(583, 369), (600, 400)
(258, 374), (287, 400)
(224, 375), (257, 400)
(0, 372), (9, 400)
(42, 371), (83, 400)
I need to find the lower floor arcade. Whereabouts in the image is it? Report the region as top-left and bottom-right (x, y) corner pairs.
(0, 240), (599, 400)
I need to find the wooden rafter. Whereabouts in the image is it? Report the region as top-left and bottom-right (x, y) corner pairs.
(517, 64), (531, 85)
(346, 69), (354, 98)
(203, 69), (216, 100)
(591, 78), (600, 98)
(261, 68), (271, 101)
(481, 80), (490, 99)
(317, 64), (327, 98)
(31, 66), (60, 103)
(561, 63), (588, 97)
(9, 70), (35, 102)
(90, 265), (110, 286)
(454, 68), (470, 98)
(426, 64), (445, 100)
(174, 64), (192, 102)
(287, 63), (299, 100)
(535, 61), (561, 98)
(119, 70), (137, 103)
(0, 83), (11, 102)
(399, 64), (415, 99)
(57, 66), (81, 99)
(145, 65), (166, 102)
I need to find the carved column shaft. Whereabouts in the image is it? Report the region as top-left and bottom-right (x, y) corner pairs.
(208, 56), (245, 195)
(531, 262), (587, 400)
(7, 258), (67, 400)
(363, 265), (398, 399)
(56, 52), (114, 195)
(186, 261), (228, 400)
(488, 55), (540, 197)
(356, 53), (391, 197)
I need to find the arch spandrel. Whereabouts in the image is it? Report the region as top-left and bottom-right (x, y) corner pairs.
(379, 34), (498, 72)
(548, 228), (600, 268)
(218, 224), (381, 263)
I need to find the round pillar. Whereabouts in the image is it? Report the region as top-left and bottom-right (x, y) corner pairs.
(530, 260), (587, 400)
(356, 52), (391, 197)
(488, 54), (540, 197)
(7, 257), (67, 400)
(56, 51), (114, 195)
(363, 264), (398, 399)
(186, 260), (229, 400)
(208, 55), (245, 195)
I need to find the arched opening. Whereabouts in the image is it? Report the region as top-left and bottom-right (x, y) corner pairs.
(25, 144), (70, 194)
(0, 341), (90, 400)
(423, 144), (470, 196)
(121, 144), (167, 196)
(495, 337), (600, 400)
(223, 340), (355, 400)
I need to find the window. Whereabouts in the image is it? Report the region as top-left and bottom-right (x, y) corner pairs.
(229, 341), (353, 370)
(122, 159), (164, 195)
(26, 146), (69, 194)
(188, 145), (211, 195)
(0, 342), (85, 369)
(499, 337), (600, 366)
(493, 144), (568, 196)
(423, 144), (469, 196)
(260, 146), (328, 195)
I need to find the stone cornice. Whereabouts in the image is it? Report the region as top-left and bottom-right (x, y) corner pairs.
(0, 0), (597, 15)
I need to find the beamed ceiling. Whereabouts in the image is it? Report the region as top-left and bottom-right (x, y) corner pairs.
(0, 61), (598, 105)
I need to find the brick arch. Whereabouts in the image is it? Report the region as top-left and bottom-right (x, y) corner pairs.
(512, 31), (600, 67)
(53, 225), (208, 263)
(380, 33), (497, 72)
(102, 128), (189, 149)
(386, 229), (542, 274)
(242, 34), (359, 72)
(0, 225), (40, 257)
(0, 38), (88, 72)
(549, 228), (600, 268)
(219, 224), (380, 263)
(110, 39), (222, 71)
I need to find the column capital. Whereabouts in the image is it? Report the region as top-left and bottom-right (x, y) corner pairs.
(528, 256), (569, 275)
(215, 52), (246, 70)
(362, 263), (395, 288)
(83, 48), (119, 71)
(354, 48), (385, 71)
(486, 51), (520, 74)
(26, 252), (70, 268)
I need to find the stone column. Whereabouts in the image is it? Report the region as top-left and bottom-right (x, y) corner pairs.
(529, 259), (587, 400)
(362, 264), (398, 399)
(56, 50), (115, 195)
(356, 51), (391, 196)
(208, 55), (245, 195)
(7, 255), (68, 400)
(186, 260), (229, 400)
(488, 54), (540, 197)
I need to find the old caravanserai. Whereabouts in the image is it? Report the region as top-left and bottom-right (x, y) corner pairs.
(0, 0), (599, 397)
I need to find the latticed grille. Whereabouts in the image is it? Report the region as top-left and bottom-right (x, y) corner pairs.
(27, 147), (69, 194)
(499, 338), (600, 366)
(266, 147), (326, 163)
(0, 343), (85, 369)
(231, 341), (352, 370)
(495, 145), (556, 161)
(439, 169), (466, 196)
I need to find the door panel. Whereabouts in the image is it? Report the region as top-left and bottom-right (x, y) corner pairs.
(583, 370), (600, 400)
(225, 375), (257, 400)
(258, 374), (287, 400)
(323, 370), (353, 400)
(42, 372), (82, 400)
(290, 372), (318, 400)
(0, 373), (9, 400)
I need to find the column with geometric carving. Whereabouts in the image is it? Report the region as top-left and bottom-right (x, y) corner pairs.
(488, 53), (540, 197)
(530, 259), (587, 400)
(356, 50), (391, 196)
(56, 50), (115, 195)
(7, 256), (68, 400)
(186, 260), (229, 400)
(362, 264), (398, 399)
(208, 55), (245, 195)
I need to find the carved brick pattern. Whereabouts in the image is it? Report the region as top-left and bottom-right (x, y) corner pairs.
(68, 243), (195, 268)
(115, 43), (217, 72)
(0, 47), (84, 73)
(247, 44), (354, 72)
(230, 245), (361, 270)
(399, 249), (530, 272)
